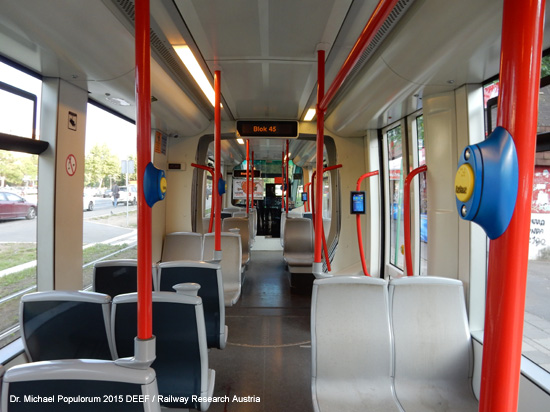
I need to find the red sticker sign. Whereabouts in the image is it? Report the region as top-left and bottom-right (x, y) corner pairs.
(66, 154), (77, 176)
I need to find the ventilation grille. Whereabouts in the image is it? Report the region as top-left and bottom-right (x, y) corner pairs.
(114, 0), (135, 19)
(108, 0), (212, 115)
(110, 0), (184, 80)
(327, 0), (415, 113)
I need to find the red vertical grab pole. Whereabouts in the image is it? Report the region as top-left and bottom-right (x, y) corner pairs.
(286, 140), (290, 214)
(214, 71), (222, 255)
(403, 165), (427, 277)
(281, 151), (285, 211)
(480, 0), (545, 411)
(135, 0), (152, 340)
(251, 150), (255, 208)
(356, 171), (379, 277)
(313, 49), (325, 276)
(306, 182), (311, 212)
(246, 140), (250, 214)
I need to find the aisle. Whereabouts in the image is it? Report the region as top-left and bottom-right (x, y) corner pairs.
(207, 250), (313, 412)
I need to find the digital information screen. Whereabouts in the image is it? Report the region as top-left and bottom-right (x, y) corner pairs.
(350, 191), (366, 214)
(236, 120), (299, 138)
(301, 192), (308, 202)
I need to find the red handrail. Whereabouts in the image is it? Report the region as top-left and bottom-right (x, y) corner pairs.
(281, 150), (285, 211)
(480, 0), (545, 410)
(191, 163), (215, 233)
(251, 150), (255, 208)
(312, 164), (342, 272)
(319, 0), (400, 112)
(314, 49), (326, 273)
(286, 140), (290, 214)
(355, 171), (379, 276)
(214, 71), (222, 254)
(135, 0), (152, 340)
(403, 165), (427, 277)
(304, 182), (312, 212)
(246, 139), (250, 215)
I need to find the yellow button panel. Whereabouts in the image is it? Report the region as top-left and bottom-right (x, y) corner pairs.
(455, 164), (475, 202)
(160, 176), (167, 194)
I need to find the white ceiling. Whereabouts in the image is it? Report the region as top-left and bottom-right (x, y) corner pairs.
(1, 0), (550, 144)
(173, 0), (356, 121)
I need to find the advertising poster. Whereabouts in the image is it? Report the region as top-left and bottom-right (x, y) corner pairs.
(233, 178), (264, 200)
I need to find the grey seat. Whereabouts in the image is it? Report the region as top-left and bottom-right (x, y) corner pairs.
(157, 261), (227, 349)
(389, 276), (478, 412)
(222, 217), (250, 266)
(203, 232), (242, 306)
(20, 291), (115, 362)
(311, 276), (402, 412)
(93, 259), (155, 297)
(280, 211), (303, 247)
(1, 359), (161, 412)
(111, 291), (215, 411)
(283, 217), (314, 273)
(162, 232), (203, 261)
(222, 207), (241, 214)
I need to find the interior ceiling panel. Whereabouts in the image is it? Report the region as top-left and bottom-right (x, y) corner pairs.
(209, 137), (320, 166)
(173, 0), (354, 121)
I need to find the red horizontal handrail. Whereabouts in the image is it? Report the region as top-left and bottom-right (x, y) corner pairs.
(404, 165), (427, 276)
(356, 171), (379, 276)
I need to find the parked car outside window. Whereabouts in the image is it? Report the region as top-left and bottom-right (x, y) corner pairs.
(0, 191), (37, 220)
(114, 185), (137, 206)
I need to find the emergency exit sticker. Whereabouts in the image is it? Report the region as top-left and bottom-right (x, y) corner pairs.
(66, 154), (77, 176)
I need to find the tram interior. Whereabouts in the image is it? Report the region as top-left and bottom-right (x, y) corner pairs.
(1, 0), (550, 411)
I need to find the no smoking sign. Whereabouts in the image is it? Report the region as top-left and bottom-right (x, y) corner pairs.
(66, 154), (77, 176)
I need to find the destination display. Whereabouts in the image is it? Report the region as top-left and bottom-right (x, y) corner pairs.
(234, 170), (261, 178)
(236, 121), (298, 138)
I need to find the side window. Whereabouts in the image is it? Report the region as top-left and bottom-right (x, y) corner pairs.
(416, 115), (428, 276)
(385, 124), (405, 271)
(0, 61), (41, 349)
(82, 103), (137, 289)
(384, 114), (426, 276)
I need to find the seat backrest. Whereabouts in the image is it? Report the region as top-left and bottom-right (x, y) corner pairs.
(1, 359), (160, 412)
(161, 232), (203, 261)
(157, 261), (226, 349)
(203, 232), (242, 289)
(232, 211), (247, 218)
(20, 291), (114, 362)
(222, 217), (250, 263)
(111, 292), (212, 410)
(389, 276), (472, 382)
(312, 276), (393, 384)
(93, 259), (138, 297)
(283, 217), (314, 261)
(280, 211), (303, 246)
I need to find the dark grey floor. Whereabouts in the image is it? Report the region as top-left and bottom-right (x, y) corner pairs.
(208, 250), (314, 412)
